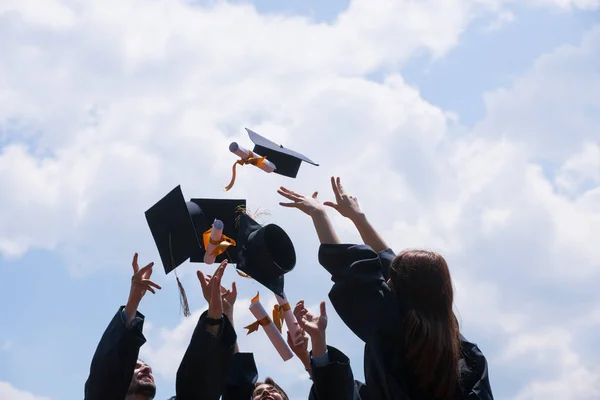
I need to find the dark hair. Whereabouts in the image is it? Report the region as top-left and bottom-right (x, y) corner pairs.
(389, 250), (461, 400)
(253, 377), (289, 400)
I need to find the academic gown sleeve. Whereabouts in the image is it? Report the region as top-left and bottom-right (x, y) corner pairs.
(318, 244), (403, 343)
(175, 311), (237, 400)
(308, 346), (364, 400)
(222, 352), (259, 400)
(84, 306), (146, 400)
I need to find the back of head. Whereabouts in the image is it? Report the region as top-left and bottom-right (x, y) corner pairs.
(389, 250), (461, 400)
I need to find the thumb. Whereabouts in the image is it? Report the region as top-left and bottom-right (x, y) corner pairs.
(312, 191), (319, 199)
(231, 281), (237, 297)
(320, 301), (327, 318)
(323, 201), (338, 209)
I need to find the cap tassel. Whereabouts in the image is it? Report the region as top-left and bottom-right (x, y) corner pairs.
(175, 272), (191, 317)
(234, 205), (271, 227)
(224, 152), (267, 192)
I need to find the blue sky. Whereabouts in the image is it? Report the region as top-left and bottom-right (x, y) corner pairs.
(1, 1), (599, 399)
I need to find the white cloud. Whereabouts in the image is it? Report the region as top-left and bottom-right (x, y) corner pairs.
(0, 382), (51, 400)
(483, 10), (516, 32)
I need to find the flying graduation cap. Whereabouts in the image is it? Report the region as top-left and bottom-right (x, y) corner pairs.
(235, 212), (296, 298)
(225, 128), (319, 191)
(145, 185), (246, 316)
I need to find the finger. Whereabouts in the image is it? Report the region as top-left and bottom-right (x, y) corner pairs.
(210, 273), (222, 309)
(144, 266), (153, 280)
(137, 282), (157, 294)
(277, 190), (301, 202)
(279, 187), (305, 199)
(279, 202), (300, 208)
(320, 301), (327, 318)
(197, 270), (208, 291)
(231, 281), (237, 298)
(312, 191), (318, 199)
(331, 176), (342, 201)
(141, 279), (162, 290)
(286, 331), (293, 347)
(215, 261), (227, 280)
(323, 201), (339, 210)
(293, 302), (305, 316)
(132, 253), (139, 273)
(137, 262), (154, 277)
(336, 177), (345, 195)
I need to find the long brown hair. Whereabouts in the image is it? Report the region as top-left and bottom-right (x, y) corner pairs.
(389, 250), (461, 400)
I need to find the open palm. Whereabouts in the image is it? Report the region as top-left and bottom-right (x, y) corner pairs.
(293, 301), (327, 337)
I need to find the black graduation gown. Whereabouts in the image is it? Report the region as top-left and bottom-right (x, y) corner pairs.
(176, 311), (239, 400)
(318, 244), (494, 400)
(182, 316), (362, 400)
(84, 306), (153, 400)
(308, 346), (367, 400)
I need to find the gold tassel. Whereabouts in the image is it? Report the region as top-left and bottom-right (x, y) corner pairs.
(224, 152), (267, 192)
(176, 272), (191, 317)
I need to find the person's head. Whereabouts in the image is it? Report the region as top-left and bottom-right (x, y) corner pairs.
(126, 359), (156, 399)
(388, 250), (461, 400)
(252, 377), (289, 400)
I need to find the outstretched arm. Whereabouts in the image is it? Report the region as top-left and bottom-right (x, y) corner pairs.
(176, 261), (237, 400)
(277, 187), (340, 244)
(324, 177), (389, 252)
(295, 300), (360, 400)
(84, 253), (161, 400)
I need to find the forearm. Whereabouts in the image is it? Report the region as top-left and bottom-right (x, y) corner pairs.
(310, 332), (327, 357)
(224, 310), (240, 354)
(351, 213), (388, 252)
(124, 301), (140, 328)
(311, 210), (340, 244)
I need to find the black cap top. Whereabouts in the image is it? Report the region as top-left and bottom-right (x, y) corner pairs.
(235, 212), (296, 297)
(188, 198), (247, 264)
(145, 185), (203, 275)
(246, 128), (318, 178)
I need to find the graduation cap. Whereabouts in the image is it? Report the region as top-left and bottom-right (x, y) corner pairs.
(145, 185), (246, 316)
(188, 198), (246, 264)
(145, 185), (203, 275)
(235, 211), (296, 297)
(246, 128), (318, 178)
(224, 128), (319, 191)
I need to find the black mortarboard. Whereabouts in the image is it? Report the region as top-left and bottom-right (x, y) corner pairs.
(246, 128), (318, 178)
(145, 185), (203, 275)
(236, 212), (296, 297)
(188, 198), (246, 264)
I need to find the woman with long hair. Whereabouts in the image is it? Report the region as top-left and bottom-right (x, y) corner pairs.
(278, 177), (493, 400)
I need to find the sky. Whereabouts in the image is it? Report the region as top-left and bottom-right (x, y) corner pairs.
(0, 0), (599, 399)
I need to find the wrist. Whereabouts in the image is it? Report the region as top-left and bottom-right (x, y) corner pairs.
(310, 332), (327, 357)
(207, 309), (222, 319)
(349, 211), (367, 224)
(309, 207), (327, 218)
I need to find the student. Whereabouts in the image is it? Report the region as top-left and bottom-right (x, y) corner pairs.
(83, 253), (174, 400)
(179, 259), (363, 399)
(278, 177), (494, 400)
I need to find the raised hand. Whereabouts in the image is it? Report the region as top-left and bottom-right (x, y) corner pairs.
(222, 281), (237, 319)
(125, 253), (161, 326)
(323, 176), (363, 220)
(197, 260), (228, 319)
(293, 300), (328, 337)
(128, 253), (161, 303)
(287, 328), (312, 376)
(287, 328), (309, 356)
(277, 187), (325, 216)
